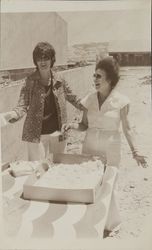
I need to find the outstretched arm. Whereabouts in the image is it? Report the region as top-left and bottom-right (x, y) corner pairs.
(63, 79), (85, 111)
(120, 104), (147, 167)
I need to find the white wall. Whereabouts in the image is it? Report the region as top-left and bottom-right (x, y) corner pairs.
(0, 12), (67, 70)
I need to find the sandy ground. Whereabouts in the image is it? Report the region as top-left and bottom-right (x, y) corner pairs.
(1, 66), (151, 244)
(66, 67), (152, 240)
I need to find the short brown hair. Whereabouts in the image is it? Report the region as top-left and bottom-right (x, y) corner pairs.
(33, 42), (56, 68)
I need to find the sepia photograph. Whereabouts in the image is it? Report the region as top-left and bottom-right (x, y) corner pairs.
(0, 0), (151, 249)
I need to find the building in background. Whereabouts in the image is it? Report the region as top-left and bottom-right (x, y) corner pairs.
(109, 40), (151, 66)
(68, 42), (109, 65)
(0, 12), (67, 80)
(68, 39), (151, 67)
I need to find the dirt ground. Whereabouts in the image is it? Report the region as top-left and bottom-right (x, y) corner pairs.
(66, 67), (152, 240)
(1, 66), (151, 244)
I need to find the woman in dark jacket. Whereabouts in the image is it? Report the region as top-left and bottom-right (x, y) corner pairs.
(3, 42), (84, 160)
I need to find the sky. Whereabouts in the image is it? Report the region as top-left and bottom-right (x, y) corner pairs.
(58, 8), (151, 45)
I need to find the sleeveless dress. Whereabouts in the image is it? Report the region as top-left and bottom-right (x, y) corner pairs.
(80, 89), (130, 167)
(80, 89), (130, 231)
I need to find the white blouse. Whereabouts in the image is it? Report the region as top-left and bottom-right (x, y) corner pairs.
(80, 89), (130, 131)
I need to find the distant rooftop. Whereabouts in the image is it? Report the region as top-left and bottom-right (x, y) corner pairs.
(109, 39), (151, 53)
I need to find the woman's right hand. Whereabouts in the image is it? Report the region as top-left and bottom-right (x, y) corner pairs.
(3, 112), (13, 122)
(0, 112), (11, 127)
(0, 111), (18, 126)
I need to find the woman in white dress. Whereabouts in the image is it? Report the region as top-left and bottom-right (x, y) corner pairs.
(64, 56), (147, 236)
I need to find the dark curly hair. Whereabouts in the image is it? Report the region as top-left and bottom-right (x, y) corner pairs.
(95, 56), (120, 88)
(33, 42), (56, 68)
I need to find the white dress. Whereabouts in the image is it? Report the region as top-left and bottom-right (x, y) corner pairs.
(81, 89), (130, 166)
(80, 89), (130, 231)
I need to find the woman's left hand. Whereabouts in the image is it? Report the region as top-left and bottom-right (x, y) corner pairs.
(133, 154), (148, 168)
(61, 123), (72, 133)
